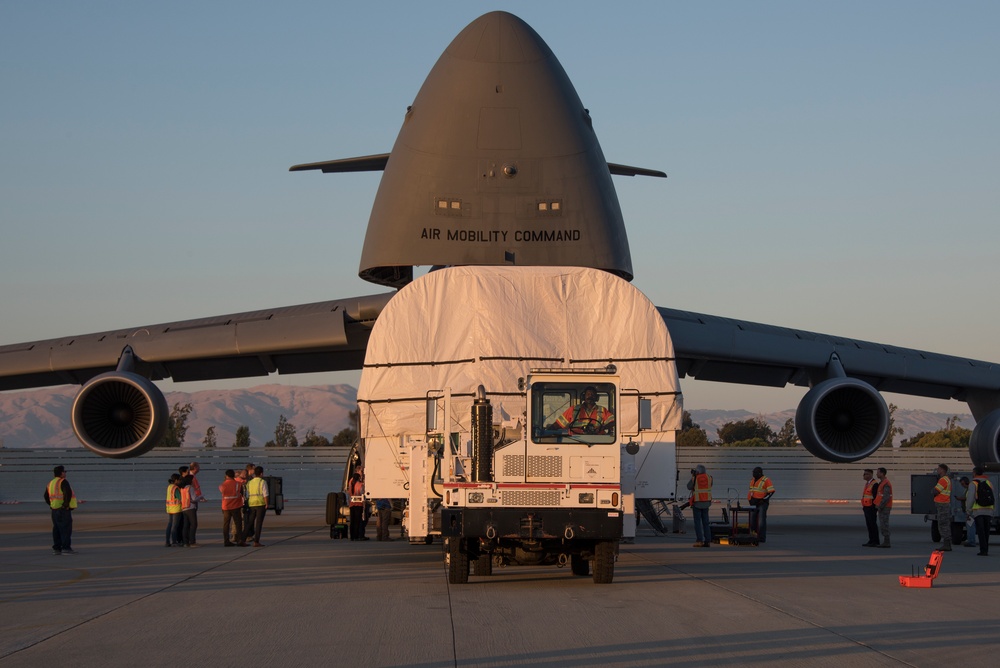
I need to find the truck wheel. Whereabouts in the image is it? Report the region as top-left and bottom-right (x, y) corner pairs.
(447, 539), (469, 584)
(476, 553), (493, 576)
(593, 540), (616, 584)
(325, 492), (337, 526)
(570, 554), (589, 576)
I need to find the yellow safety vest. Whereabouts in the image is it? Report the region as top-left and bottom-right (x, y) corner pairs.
(166, 483), (181, 514)
(47, 478), (78, 510)
(971, 478), (995, 510)
(247, 478), (267, 507)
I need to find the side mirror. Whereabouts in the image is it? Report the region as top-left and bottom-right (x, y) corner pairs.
(639, 398), (652, 431)
(426, 396), (438, 432)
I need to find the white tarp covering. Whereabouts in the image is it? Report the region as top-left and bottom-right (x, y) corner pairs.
(357, 266), (682, 438)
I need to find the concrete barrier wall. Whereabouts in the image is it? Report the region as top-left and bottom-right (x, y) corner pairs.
(676, 446), (975, 506)
(0, 448), (348, 504)
(1, 445), (973, 504)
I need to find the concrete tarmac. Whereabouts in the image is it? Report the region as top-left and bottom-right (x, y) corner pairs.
(1, 501), (997, 667)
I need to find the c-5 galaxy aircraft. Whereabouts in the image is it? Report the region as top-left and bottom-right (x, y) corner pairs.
(1, 12), (999, 466)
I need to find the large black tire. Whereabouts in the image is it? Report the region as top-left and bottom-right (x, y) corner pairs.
(571, 554), (589, 576)
(593, 540), (616, 584)
(325, 492), (338, 526)
(475, 553), (493, 576)
(447, 539), (469, 584)
(930, 520), (966, 543)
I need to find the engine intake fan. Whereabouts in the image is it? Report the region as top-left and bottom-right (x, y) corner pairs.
(71, 372), (169, 459)
(970, 409), (1000, 466)
(795, 377), (889, 463)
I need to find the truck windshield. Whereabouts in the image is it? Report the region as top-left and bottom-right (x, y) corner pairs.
(531, 382), (616, 444)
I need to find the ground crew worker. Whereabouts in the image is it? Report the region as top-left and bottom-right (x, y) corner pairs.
(246, 466), (269, 547)
(687, 465), (713, 547)
(874, 467), (892, 548)
(969, 467), (994, 556)
(958, 477), (977, 548)
(375, 498), (393, 541)
(44, 465), (77, 555)
(165, 473), (182, 547)
(861, 468), (880, 547)
(178, 477), (197, 547)
(187, 461), (207, 545)
(747, 467), (775, 543)
(933, 464), (953, 551)
(219, 469), (246, 547)
(348, 464), (367, 541)
(237, 463), (255, 531)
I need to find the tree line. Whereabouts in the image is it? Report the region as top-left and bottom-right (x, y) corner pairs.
(157, 403), (360, 449)
(158, 400), (971, 451)
(677, 404), (970, 449)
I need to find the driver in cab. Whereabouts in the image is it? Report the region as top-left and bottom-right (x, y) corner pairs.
(550, 386), (615, 435)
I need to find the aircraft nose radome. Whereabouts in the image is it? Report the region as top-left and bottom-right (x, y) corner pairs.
(447, 11), (550, 64)
(358, 11), (633, 289)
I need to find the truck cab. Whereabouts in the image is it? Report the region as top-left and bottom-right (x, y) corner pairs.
(441, 368), (629, 583)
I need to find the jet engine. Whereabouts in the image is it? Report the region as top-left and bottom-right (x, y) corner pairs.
(970, 409), (1000, 466)
(795, 377), (889, 463)
(71, 372), (169, 459)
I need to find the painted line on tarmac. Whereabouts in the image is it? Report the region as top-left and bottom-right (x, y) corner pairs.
(2, 523), (328, 660)
(626, 546), (920, 667)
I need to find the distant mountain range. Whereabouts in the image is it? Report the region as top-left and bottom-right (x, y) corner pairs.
(0, 384), (358, 449)
(0, 384), (975, 449)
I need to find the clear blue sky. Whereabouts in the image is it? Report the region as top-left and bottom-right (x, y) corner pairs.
(2, 2), (997, 413)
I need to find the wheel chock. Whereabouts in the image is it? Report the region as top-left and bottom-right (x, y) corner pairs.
(899, 549), (945, 588)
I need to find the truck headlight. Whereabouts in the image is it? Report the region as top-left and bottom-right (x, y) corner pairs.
(579, 492), (595, 504)
(469, 492), (484, 503)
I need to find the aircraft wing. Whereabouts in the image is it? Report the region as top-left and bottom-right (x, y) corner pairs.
(659, 306), (1000, 420)
(0, 291), (393, 392)
(288, 155), (667, 179)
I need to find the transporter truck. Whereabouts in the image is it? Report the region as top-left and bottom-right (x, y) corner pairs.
(439, 368), (638, 583)
(357, 266), (683, 584)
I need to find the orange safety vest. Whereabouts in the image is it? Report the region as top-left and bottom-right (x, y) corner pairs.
(180, 486), (193, 511)
(692, 474), (713, 503)
(166, 483), (181, 514)
(557, 404), (614, 433)
(748, 476), (774, 501)
(875, 478), (892, 509)
(861, 479), (876, 507)
(349, 478), (365, 507)
(219, 479), (243, 511)
(933, 476), (951, 503)
(47, 477), (78, 510)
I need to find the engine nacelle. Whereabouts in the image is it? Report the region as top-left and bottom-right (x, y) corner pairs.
(970, 409), (1000, 466)
(795, 377), (889, 463)
(71, 372), (169, 459)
